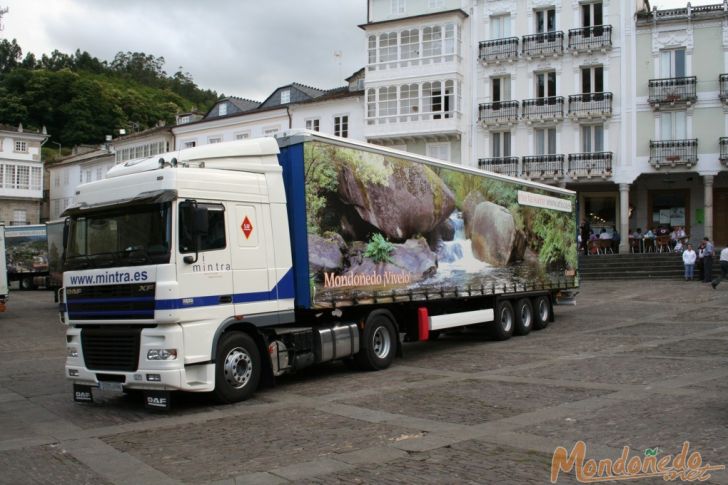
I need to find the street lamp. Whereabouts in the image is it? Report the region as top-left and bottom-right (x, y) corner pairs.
(51, 141), (61, 157)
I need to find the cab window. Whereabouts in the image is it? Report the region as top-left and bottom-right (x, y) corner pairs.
(179, 202), (227, 253)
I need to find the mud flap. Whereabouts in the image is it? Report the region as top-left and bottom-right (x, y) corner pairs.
(144, 390), (171, 411)
(73, 384), (94, 403)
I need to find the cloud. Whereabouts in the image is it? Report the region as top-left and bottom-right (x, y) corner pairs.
(2, 0), (366, 100)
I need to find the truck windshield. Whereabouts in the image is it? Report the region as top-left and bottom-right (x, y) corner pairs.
(64, 203), (171, 270)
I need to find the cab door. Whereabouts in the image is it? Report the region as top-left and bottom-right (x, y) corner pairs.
(230, 203), (276, 320)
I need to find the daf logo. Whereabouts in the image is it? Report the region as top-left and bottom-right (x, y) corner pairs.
(146, 396), (168, 407)
(67, 288), (83, 295)
(138, 284), (154, 292)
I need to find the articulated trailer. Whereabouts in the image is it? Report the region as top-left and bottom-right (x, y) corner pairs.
(0, 225), (7, 312)
(62, 131), (578, 409)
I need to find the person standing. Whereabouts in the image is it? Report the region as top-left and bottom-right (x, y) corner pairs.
(697, 240), (706, 282)
(682, 244), (696, 281)
(611, 225), (621, 254)
(702, 237), (714, 283)
(711, 246), (728, 289)
(580, 220), (591, 256)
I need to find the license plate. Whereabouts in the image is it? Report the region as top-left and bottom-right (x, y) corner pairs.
(98, 381), (123, 392)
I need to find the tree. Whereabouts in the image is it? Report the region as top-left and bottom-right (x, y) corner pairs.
(0, 38), (22, 73)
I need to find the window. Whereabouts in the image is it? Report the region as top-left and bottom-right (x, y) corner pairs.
(63, 169), (69, 185)
(334, 115), (349, 138)
(423, 26), (443, 60)
(0, 164), (4, 187)
(305, 119), (320, 131)
(183, 141), (196, 149)
(17, 166), (29, 189)
(400, 29), (419, 62)
(581, 66), (604, 93)
(368, 35), (377, 66)
(491, 14), (511, 39)
(31, 167), (41, 190)
(379, 86), (397, 120)
(178, 115), (190, 124)
(536, 71), (557, 98)
(660, 111), (687, 140)
(280, 89), (290, 104)
(235, 132), (250, 140)
(400, 84), (419, 121)
(582, 2), (603, 27)
(263, 127), (280, 136)
(13, 209), (26, 225)
(391, 0), (405, 14)
(95, 167), (103, 180)
(492, 76), (511, 102)
(660, 49), (686, 78)
(535, 128), (557, 155)
(178, 202), (226, 253)
(492, 132), (512, 157)
(6, 165), (15, 188)
(208, 136), (222, 144)
(582, 124), (604, 152)
(54, 173), (60, 187)
(535, 8), (556, 33)
(14, 140), (27, 152)
(85, 170), (91, 183)
(444, 24), (455, 56)
(53, 200), (61, 218)
(426, 143), (450, 161)
(379, 32), (397, 64)
(218, 103), (228, 116)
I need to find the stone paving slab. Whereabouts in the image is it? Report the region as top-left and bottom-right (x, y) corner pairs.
(0, 444), (112, 485)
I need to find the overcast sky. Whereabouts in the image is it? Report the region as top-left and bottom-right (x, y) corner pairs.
(0, 0), (717, 101)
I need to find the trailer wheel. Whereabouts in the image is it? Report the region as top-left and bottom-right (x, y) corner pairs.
(532, 296), (551, 330)
(491, 300), (515, 341)
(354, 313), (396, 371)
(20, 277), (34, 291)
(514, 298), (533, 336)
(213, 332), (261, 403)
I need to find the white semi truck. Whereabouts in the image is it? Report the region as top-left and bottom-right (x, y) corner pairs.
(62, 131), (578, 409)
(0, 225), (7, 312)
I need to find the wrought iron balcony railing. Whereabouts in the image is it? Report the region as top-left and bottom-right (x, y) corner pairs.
(478, 37), (519, 63)
(478, 157), (520, 177)
(720, 74), (728, 103)
(649, 139), (698, 168)
(478, 100), (519, 125)
(567, 152), (613, 179)
(648, 77), (697, 106)
(720, 137), (728, 166)
(522, 97), (564, 122)
(568, 92), (612, 119)
(568, 25), (612, 52)
(522, 31), (564, 57)
(522, 154), (565, 180)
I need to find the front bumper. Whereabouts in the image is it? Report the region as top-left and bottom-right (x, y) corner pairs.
(65, 364), (214, 392)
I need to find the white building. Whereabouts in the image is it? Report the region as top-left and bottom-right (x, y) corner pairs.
(0, 123), (48, 225)
(47, 146), (114, 220)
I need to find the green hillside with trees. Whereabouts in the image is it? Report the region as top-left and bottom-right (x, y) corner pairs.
(0, 39), (218, 153)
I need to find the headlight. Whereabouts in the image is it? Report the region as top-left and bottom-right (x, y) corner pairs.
(147, 349), (177, 361)
(67, 347), (78, 358)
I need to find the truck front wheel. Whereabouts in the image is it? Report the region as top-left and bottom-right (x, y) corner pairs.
(354, 314), (396, 371)
(213, 332), (261, 403)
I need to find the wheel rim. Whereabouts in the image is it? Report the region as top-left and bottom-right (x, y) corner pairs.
(372, 326), (391, 359)
(538, 300), (549, 321)
(520, 305), (532, 328)
(223, 347), (253, 389)
(501, 307), (513, 332)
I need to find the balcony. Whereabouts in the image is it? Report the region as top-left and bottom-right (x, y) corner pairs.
(522, 154), (565, 181)
(522, 32), (564, 58)
(478, 157), (520, 177)
(647, 77), (697, 108)
(567, 152), (613, 180)
(568, 92), (612, 120)
(649, 139), (698, 169)
(568, 25), (612, 53)
(522, 97), (564, 123)
(478, 101), (519, 127)
(720, 74), (728, 104)
(720, 137), (728, 166)
(478, 37), (519, 64)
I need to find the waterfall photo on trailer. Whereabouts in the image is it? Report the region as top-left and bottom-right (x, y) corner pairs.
(303, 141), (578, 308)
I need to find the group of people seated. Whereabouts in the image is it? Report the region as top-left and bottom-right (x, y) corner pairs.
(579, 224), (620, 255)
(629, 225), (688, 253)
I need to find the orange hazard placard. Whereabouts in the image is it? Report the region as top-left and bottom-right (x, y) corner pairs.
(241, 216), (253, 239)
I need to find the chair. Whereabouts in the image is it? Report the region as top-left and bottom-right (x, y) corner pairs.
(643, 238), (656, 253)
(656, 235), (670, 253)
(588, 240), (600, 255)
(629, 238), (640, 253)
(598, 239), (613, 254)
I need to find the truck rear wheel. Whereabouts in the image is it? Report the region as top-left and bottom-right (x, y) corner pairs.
(21, 277), (34, 290)
(213, 332), (261, 403)
(514, 298), (533, 336)
(491, 300), (515, 341)
(354, 313), (396, 371)
(532, 296), (551, 330)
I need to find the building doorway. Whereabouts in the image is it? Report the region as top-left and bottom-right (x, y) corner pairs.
(647, 190), (689, 232)
(715, 188), (728, 246)
(583, 194), (617, 234)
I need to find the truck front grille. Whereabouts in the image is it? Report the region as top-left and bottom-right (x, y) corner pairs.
(81, 327), (142, 372)
(66, 283), (156, 320)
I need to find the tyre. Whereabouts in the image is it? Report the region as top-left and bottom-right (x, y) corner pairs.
(353, 313), (397, 371)
(514, 298), (533, 336)
(532, 296), (551, 330)
(21, 277), (33, 290)
(491, 300), (515, 341)
(428, 330), (442, 340)
(213, 332), (261, 403)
